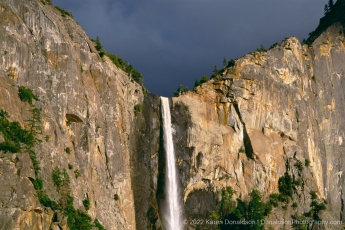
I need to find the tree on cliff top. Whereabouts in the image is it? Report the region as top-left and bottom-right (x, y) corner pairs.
(306, 0), (345, 44)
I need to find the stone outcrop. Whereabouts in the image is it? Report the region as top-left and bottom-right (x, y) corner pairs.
(0, 0), (143, 229)
(1, 0), (345, 229)
(169, 24), (345, 229)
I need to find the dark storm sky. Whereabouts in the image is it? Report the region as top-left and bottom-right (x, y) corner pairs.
(53, 0), (326, 97)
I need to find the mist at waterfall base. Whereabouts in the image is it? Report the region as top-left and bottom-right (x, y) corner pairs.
(160, 97), (184, 230)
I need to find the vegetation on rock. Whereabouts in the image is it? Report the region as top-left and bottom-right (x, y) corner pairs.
(65, 147), (71, 154)
(134, 103), (143, 116)
(209, 187), (272, 230)
(83, 197), (91, 210)
(91, 37), (144, 85)
(39, 0), (52, 5)
(4, 85), (106, 229)
(51, 166), (106, 229)
(173, 84), (189, 97)
(305, 0), (345, 45)
(0, 108), (35, 153)
(54, 6), (73, 18)
(278, 172), (294, 199)
(74, 169), (81, 178)
(19, 86), (38, 105)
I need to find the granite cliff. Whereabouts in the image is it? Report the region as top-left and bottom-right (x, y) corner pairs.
(1, 0), (345, 229)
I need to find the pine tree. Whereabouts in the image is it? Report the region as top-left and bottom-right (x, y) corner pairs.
(324, 4), (330, 15)
(259, 44), (266, 52)
(328, 0), (334, 10)
(173, 84), (188, 97)
(194, 79), (200, 87)
(223, 57), (227, 68)
(94, 36), (104, 57)
(95, 36), (102, 51)
(227, 59), (236, 68)
(200, 76), (209, 84)
(26, 107), (42, 144)
(213, 65), (218, 75)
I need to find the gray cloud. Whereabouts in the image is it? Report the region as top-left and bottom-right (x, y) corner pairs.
(54, 0), (325, 96)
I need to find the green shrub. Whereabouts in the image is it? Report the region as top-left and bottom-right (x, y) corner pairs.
(28, 149), (40, 175)
(219, 186), (235, 214)
(293, 178), (302, 187)
(94, 218), (106, 230)
(292, 202), (298, 209)
(32, 170), (60, 211)
(27, 107), (42, 137)
(210, 187), (272, 229)
(114, 194), (119, 201)
(305, 159), (310, 167)
(247, 189), (272, 223)
(200, 75), (209, 84)
(52, 167), (63, 187)
(269, 42), (279, 50)
(0, 109), (8, 118)
(0, 120), (34, 147)
(238, 146), (245, 153)
(226, 59), (236, 68)
(278, 194), (290, 203)
(269, 193), (280, 207)
(31, 178), (43, 190)
(294, 160), (304, 171)
(99, 48), (144, 85)
(232, 198), (246, 219)
(307, 200), (327, 221)
(0, 111), (35, 153)
(194, 79), (200, 87)
(18, 86), (38, 105)
(39, 0), (52, 5)
(213, 65), (219, 76)
(45, 135), (50, 142)
(55, 6), (73, 18)
(0, 142), (20, 153)
(83, 197), (90, 210)
(37, 191), (60, 210)
(65, 147), (71, 154)
(67, 209), (93, 230)
(292, 213), (308, 229)
(134, 104), (142, 116)
(66, 119), (72, 126)
(256, 45), (267, 53)
(9, 122), (35, 146)
(310, 191), (317, 200)
(173, 84), (189, 97)
(278, 173), (293, 198)
(68, 164), (73, 170)
(74, 169), (81, 178)
(93, 36), (103, 53)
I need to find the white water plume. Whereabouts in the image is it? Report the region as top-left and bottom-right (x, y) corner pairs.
(160, 97), (183, 230)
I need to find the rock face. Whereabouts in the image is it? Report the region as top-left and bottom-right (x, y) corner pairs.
(1, 0), (345, 229)
(0, 0), (143, 229)
(169, 24), (345, 228)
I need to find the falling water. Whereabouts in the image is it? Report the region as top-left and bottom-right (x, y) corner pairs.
(161, 97), (183, 230)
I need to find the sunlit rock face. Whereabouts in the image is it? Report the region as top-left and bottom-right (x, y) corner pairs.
(0, 0), (142, 229)
(1, 0), (345, 229)
(169, 24), (345, 228)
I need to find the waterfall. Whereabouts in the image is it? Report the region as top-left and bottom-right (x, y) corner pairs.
(161, 97), (183, 230)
